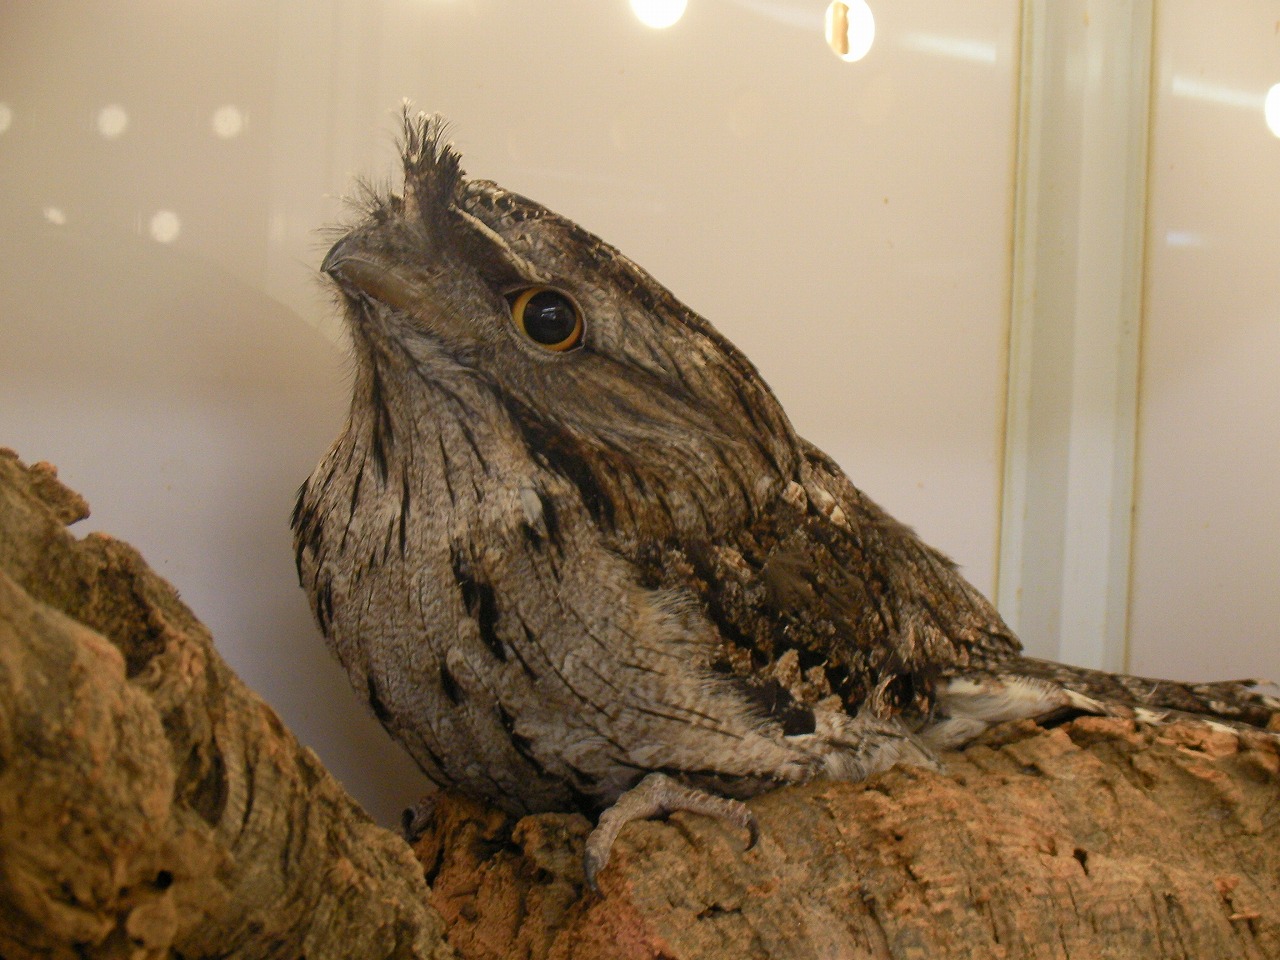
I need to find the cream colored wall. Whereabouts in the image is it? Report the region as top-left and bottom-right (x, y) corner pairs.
(2, 1), (1273, 827)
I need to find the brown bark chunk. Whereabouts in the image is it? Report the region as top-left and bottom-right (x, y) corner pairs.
(0, 449), (451, 960)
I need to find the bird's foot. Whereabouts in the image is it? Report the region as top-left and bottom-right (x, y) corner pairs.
(584, 772), (759, 891)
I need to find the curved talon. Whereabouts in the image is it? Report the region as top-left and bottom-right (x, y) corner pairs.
(583, 839), (611, 893)
(583, 772), (759, 892)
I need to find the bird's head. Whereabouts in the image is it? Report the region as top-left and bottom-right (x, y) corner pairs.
(321, 109), (801, 543)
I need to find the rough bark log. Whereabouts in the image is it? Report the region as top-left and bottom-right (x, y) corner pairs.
(0, 449), (452, 959)
(414, 716), (1280, 959)
(3, 448), (1279, 960)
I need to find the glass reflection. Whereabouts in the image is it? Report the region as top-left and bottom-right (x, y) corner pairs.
(1171, 75), (1262, 110)
(1165, 230), (1205, 248)
(825, 1), (874, 63)
(0, 103), (12, 135)
(630, 0), (686, 29)
(902, 33), (997, 64)
(149, 210), (181, 244)
(722, 0), (815, 30)
(212, 104), (246, 139)
(97, 104), (128, 139)
(1171, 75), (1280, 137)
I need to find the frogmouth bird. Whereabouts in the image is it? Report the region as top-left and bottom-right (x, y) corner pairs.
(293, 110), (1277, 886)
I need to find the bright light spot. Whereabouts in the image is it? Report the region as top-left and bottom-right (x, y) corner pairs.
(44, 207), (67, 226)
(97, 104), (129, 139)
(211, 104), (246, 139)
(1172, 75), (1280, 137)
(631, 0), (686, 29)
(1165, 230), (1204, 248)
(826, 0), (874, 63)
(0, 103), (12, 135)
(1266, 84), (1280, 138)
(150, 209), (181, 244)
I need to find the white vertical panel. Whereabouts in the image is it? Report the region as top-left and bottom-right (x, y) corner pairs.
(998, 0), (1151, 669)
(1129, 0), (1280, 683)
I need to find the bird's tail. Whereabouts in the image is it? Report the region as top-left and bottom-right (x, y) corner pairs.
(926, 658), (1280, 752)
(1007, 656), (1280, 732)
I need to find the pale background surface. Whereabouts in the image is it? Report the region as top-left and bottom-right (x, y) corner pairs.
(0, 0), (1274, 825)
(1127, 0), (1280, 680)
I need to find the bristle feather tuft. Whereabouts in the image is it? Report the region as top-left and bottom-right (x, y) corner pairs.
(399, 105), (464, 223)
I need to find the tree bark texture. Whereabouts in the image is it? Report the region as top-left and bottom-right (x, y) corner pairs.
(0, 450), (452, 959)
(413, 717), (1280, 960)
(2, 447), (1278, 960)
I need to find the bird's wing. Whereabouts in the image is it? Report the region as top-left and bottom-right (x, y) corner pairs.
(632, 439), (1021, 723)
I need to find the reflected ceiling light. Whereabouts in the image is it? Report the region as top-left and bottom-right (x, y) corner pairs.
(631, 0), (686, 29)
(721, 0), (816, 30)
(1266, 83), (1280, 138)
(1171, 75), (1262, 110)
(212, 105), (246, 139)
(825, 1), (874, 63)
(43, 207), (67, 226)
(97, 104), (129, 139)
(902, 33), (997, 64)
(0, 103), (12, 135)
(1172, 75), (1280, 137)
(149, 210), (181, 244)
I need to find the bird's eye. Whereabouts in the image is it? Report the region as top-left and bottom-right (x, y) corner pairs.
(508, 287), (584, 352)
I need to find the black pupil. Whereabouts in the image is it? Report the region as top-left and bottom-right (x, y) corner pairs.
(523, 290), (577, 345)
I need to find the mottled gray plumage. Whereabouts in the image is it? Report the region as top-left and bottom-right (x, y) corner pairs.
(294, 111), (1277, 881)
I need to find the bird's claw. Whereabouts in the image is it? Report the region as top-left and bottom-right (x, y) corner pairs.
(583, 772), (759, 892)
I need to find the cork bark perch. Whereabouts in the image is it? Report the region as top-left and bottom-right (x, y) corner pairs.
(0, 449), (452, 959)
(1, 448), (1277, 959)
(413, 718), (1280, 959)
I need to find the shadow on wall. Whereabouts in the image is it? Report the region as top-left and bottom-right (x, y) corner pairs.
(0, 224), (434, 826)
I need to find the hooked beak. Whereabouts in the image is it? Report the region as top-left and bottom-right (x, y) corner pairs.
(321, 235), (422, 314)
